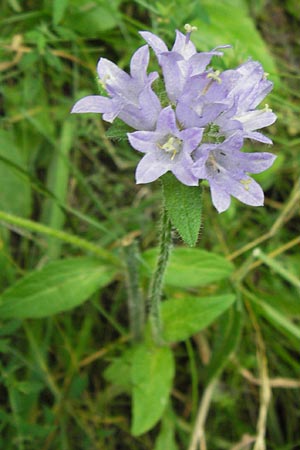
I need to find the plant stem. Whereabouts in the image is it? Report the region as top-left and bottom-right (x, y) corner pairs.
(123, 241), (145, 341)
(148, 207), (172, 344)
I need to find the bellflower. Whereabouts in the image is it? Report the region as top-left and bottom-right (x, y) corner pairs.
(128, 107), (203, 186)
(140, 25), (228, 102)
(72, 45), (161, 131)
(214, 61), (277, 143)
(72, 25), (277, 213)
(192, 133), (277, 213)
(175, 70), (234, 129)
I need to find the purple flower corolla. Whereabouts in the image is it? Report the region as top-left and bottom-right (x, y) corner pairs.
(192, 133), (277, 213)
(214, 61), (276, 143)
(140, 27), (228, 102)
(175, 70), (233, 129)
(128, 107), (203, 186)
(71, 45), (161, 131)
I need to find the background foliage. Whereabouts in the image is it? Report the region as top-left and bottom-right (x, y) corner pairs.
(0, 0), (300, 449)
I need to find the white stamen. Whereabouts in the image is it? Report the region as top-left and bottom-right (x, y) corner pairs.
(207, 70), (222, 84)
(98, 74), (110, 90)
(184, 24), (198, 33)
(264, 103), (272, 112)
(240, 179), (252, 191)
(184, 24), (197, 45)
(159, 136), (181, 160)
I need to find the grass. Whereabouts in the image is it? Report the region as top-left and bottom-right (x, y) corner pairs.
(0, 0), (300, 449)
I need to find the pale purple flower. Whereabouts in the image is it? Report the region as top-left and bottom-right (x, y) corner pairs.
(175, 70), (233, 129)
(192, 133), (277, 213)
(71, 45), (161, 131)
(71, 26), (277, 214)
(140, 28), (228, 102)
(214, 61), (277, 143)
(128, 107), (203, 185)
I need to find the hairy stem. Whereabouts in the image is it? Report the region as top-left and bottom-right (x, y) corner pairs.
(148, 207), (172, 344)
(123, 241), (145, 341)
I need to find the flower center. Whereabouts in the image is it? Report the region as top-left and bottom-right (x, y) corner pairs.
(206, 153), (222, 174)
(160, 136), (182, 160)
(202, 123), (224, 144)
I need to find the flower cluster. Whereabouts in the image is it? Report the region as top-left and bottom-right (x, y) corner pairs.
(72, 25), (277, 213)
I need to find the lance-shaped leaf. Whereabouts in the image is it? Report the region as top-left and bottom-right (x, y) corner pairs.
(131, 343), (175, 436)
(0, 258), (117, 319)
(161, 294), (236, 342)
(162, 173), (202, 247)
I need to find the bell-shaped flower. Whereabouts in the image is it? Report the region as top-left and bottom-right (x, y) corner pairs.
(214, 61), (277, 143)
(71, 45), (161, 131)
(128, 106), (204, 185)
(192, 133), (277, 212)
(140, 27), (228, 102)
(175, 70), (234, 129)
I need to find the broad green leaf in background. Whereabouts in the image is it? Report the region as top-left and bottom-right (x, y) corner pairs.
(162, 294), (236, 342)
(104, 348), (134, 392)
(194, 0), (277, 79)
(162, 173), (202, 247)
(0, 130), (31, 218)
(143, 247), (234, 288)
(0, 258), (117, 319)
(131, 343), (175, 436)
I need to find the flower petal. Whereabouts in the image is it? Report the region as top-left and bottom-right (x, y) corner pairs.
(130, 45), (150, 82)
(227, 176), (264, 206)
(243, 131), (273, 144)
(172, 153), (199, 186)
(210, 182), (231, 213)
(159, 52), (187, 101)
(135, 153), (169, 183)
(128, 131), (161, 153)
(71, 95), (113, 114)
(156, 107), (177, 135)
(236, 110), (277, 131)
(97, 58), (130, 93)
(139, 31), (168, 56)
(230, 151), (276, 173)
(172, 30), (196, 59)
(179, 127), (204, 153)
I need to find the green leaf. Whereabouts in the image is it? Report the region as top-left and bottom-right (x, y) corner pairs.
(143, 247), (234, 288)
(205, 302), (243, 382)
(104, 348), (134, 392)
(0, 258), (117, 319)
(161, 294), (236, 342)
(131, 343), (175, 436)
(162, 173), (202, 247)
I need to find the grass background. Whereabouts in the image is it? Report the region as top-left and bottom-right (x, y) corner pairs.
(0, 0), (300, 449)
